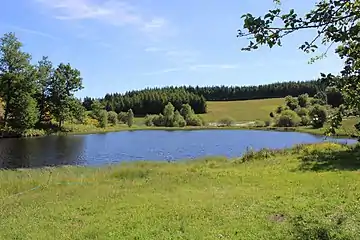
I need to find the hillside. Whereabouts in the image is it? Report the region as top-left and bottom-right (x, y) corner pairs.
(200, 98), (285, 122)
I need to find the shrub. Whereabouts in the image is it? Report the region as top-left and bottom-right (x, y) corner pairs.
(300, 115), (311, 126)
(270, 112), (275, 118)
(173, 110), (186, 127)
(153, 114), (165, 126)
(84, 116), (99, 126)
(98, 110), (108, 128)
(144, 115), (155, 126)
(218, 117), (235, 126)
(285, 95), (299, 110)
(275, 105), (284, 114)
(275, 110), (301, 127)
(309, 104), (327, 128)
(264, 118), (272, 127)
(295, 107), (309, 117)
(186, 115), (203, 126)
(180, 104), (194, 119)
(117, 112), (128, 124)
(108, 111), (118, 125)
(163, 102), (175, 127)
(297, 93), (309, 107)
(127, 109), (134, 127)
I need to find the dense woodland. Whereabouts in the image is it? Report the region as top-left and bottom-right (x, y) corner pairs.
(0, 32), (85, 136)
(85, 79), (343, 115)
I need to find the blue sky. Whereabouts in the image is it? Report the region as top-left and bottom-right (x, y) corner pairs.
(2, 0), (343, 98)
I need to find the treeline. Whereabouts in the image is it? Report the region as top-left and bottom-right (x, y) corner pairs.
(0, 32), (85, 135)
(83, 88), (208, 115)
(84, 79), (343, 116)
(183, 81), (319, 101)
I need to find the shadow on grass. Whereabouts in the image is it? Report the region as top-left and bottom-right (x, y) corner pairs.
(298, 144), (360, 171)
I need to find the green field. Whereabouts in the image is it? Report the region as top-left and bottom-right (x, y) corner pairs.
(200, 98), (284, 123)
(1, 142), (359, 239)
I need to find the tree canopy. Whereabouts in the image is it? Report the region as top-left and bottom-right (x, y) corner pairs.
(238, 0), (360, 135)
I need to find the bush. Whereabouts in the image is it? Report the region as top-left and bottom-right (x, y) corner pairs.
(285, 95), (299, 110)
(108, 111), (118, 125)
(98, 110), (108, 128)
(218, 117), (235, 126)
(264, 118), (272, 127)
(180, 104), (194, 119)
(309, 104), (327, 128)
(270, 112), (275, 118)
(84, 116), (99, 126)
(117, 112), (128, 124)
(144, 115), (155, 126)
(295, 107), (309, 117)
(297, 93), (309, 108)
(127, 109), (134, 127)
(186, 115), (203, 126)
(300, 115), (311, 126)
(173, 110), (186, 127)
(275, 110), (301, 127)
(275, 105), (284, 114)
(153, 114), (165, 126)
(163, 102), (175, 127)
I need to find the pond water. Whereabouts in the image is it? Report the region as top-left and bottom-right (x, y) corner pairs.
(0, 130), (357, 169)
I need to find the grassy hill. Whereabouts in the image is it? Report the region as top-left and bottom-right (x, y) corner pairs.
(200, 98), (284, 123)
(1, 142), (359, 239)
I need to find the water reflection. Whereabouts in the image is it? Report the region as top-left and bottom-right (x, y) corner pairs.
(0, 130), (357, 169)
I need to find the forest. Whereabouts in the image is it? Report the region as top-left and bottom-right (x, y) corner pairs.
(0, 32), (85, 136)
(87, 79), (343, 115)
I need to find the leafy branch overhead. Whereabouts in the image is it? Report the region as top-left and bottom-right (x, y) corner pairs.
(238, 0), (360, 136)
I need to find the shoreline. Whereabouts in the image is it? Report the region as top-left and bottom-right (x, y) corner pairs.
(1, 124), (357, 139)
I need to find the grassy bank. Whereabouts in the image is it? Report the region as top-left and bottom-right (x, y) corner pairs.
(1, 142), (360, 239)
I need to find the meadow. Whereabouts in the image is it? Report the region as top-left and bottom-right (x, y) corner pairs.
(1, 142), (360, 239)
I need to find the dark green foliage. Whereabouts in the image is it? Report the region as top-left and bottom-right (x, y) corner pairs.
(48, 63), (83, 127)
(309, 104), (327, 128)
(218, 117), (235, 126)
(98, 110), (108, 128)
(117, 112), (128, 124)
(82, 97), (94, 111)
(108, 111), (118, 125)
(152, 114), (165, 127)
(69, 98), (86, 124)
(297, 93), (309, 108)
(276, 105), (284, 114)
(9, 94), (38, 131)
(276, 110), (301, 127)
(97, 88), (207, 115)
(127, 109), (134, 127)
(270, 112), (275, 118)
(180, 103), (194, 119)
(237, 0), (359, 136)
(285, 96), (299, 111)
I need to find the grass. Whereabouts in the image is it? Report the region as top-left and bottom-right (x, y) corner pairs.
(1, 142), (360, 239)
(200, 98), (284, 122)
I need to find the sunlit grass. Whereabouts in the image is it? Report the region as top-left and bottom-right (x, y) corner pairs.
(1, 142), (360, 239)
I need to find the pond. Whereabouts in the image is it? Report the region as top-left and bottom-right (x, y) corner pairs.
(0, 130), (357, 169)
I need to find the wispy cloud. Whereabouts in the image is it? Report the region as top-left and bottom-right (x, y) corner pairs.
(0, 24), (58, 40)
(35, 0), (171, 39)
(142, 68), (182, 76)
(189, 64), (239, 70)
(142, 63), (239, 75)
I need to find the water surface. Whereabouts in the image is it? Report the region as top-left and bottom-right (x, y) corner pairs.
(0, 130), (356, 169)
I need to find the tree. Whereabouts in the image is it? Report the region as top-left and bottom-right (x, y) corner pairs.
(276, 110), (301, 127)
(35, 56), (53, 123)
(108, 111), (118, 125)
(0, 32), (38, 130)
(98, 110), (108, 128)
(48, 63), (83, 128)
(309, 104), (328, 128)
(127, 109), (134, 127)
(298, 94), (309, 108)
(237, 0), (360, 135)
(163, 102), (175, 127)
(90, 100), (103, 120)
(285, 96), (299, 111)
(173, 110), (186, 127)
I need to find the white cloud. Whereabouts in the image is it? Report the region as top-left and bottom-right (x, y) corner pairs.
(35, 0), (170, 38)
